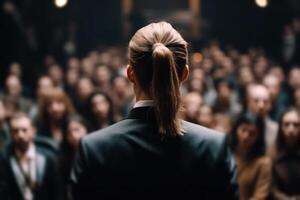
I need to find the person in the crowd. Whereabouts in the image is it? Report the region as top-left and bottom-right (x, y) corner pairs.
(61, 114), (89, 200)
(0, 112), (62, 200)
(253, 56), (269, 82)
(246, 83), (278, 149)
(263, 74), (288, 121)
(65, 69), (80, 99)
(182, 92), (203, 123)
(86, 91), (115, 131)
(80, 58), (95, 78)
(73, 77), (95, 118)
(110, 75), (134, 119)
(37, 88), (75, 146)
(212, 78), (241, 118)
(29, 76), (55, 122)
(229, 113), (271, 200)
(237, 66), (255, 104)
(0, 99), (10, 149)
(186, 67), (217, 105)
(71, 21), (238, 200)
(94, 65), (112, 94)
(47, 64), (64, 88)
(270, 108), (300, 199)
(2, 75), (33, 113)
(196, 104), (215, 129)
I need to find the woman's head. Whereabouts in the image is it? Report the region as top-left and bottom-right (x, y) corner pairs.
(230, 113), (265, 158)
(67, 115), (89, 149)
(87, 91), (114, 127)
(127, 21), (189, 136)
(39, 88), (75, 123)
(277, 108), (300, 151)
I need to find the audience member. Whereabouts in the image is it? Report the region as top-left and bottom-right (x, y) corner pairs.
(229, 113), (271, 200)
(0, 113), (62, 200)
(270, 108), (300, 199)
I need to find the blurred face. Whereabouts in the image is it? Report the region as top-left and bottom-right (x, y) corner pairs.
(81, 58), (94, 77)
(10, 117), (35, 153)
(239, 67), (254, 86)
(6, 76), (22, 97)
(37, 77), (54, 97)
(92, 94), (110, 119)
(9, 62), (21, 77)
(263, 75), (280, 101)
(67, 57), (80, 71)
(95, 66), (110, 84)
(253, 57), (268, 80)
(77, 79), (94, 100)
(48, 100), (66, 121)
(247, 85), (271, 117)
(67, 121), (87, 149)
(217, 82), (231, 99)
(281, 111), (300, 147)
(182, 93), (203, 122)
(66, 69), (79, 87)
(197, 105), (214, 128)
(48, 65), (63, 84)
(237, 123), (258, 151)
(113, 77), (129, 95)
(289, 69), (300, 89)
(189, 69), (205, 93)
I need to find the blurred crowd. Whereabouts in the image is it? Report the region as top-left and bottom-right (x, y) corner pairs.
(1, 19), (300, 200)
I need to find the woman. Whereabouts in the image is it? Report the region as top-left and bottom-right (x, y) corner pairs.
(271, 108), (300, 199)
(71, 22), (238, 200)
(37, 88), (75, 146)
(87, 91), (115, 131)
(230, 113), (272, 200)
(61, 114), (89, 200)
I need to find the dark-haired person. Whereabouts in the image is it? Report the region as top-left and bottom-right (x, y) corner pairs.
(270, 108), (300, 199)
(61, 115), (89, 200)
(0, 113), (62, 200)
(86, 91), (115, 131)
(229, 113), (271, 200)
(71, 22), (238, 200)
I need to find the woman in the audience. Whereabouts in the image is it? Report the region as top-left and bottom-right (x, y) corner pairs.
(86, 91), (115, 131)
(229, 113), (272, 200)
(62, 114), (89, 200)
(271, 108), (300, 200)
(37, 88), (75, 146)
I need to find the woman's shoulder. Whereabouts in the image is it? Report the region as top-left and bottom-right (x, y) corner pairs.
(255, 156), (272, 169)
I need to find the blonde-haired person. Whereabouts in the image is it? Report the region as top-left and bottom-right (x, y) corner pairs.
(71, 22), (238, 200)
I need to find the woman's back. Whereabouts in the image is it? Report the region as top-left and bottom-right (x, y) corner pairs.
(71, 107), (238, 200)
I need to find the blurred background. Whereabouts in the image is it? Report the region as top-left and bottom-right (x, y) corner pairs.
(1, 0), (300, 87)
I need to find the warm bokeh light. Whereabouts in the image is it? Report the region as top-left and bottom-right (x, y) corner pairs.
(54, 0), (68, 8)
(192, 52), (203, 63)
(255, 0), (268, 8)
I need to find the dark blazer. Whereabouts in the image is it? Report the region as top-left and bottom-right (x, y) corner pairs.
(0, 143), (62, 200)
(71, 107), (239, 200)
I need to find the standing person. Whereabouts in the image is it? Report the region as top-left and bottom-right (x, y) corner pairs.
(71, 22), (238, 200)
(229, 113), (272, 200)
(0, 113), (62, 200)
(271, 108), (300, 199)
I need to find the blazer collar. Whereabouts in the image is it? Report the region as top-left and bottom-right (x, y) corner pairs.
(127, 106), (156, 121)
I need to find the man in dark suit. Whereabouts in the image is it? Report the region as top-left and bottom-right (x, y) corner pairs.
(71, 22), (238, 200)
(0, 113), (62, 200)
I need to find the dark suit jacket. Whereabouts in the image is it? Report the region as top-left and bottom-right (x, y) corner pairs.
(0, 143), (62, 200)
(71, 107), (239, 200)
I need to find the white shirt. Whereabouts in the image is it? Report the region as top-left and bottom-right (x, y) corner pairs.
(133, 100), (154, 108)
(15, 144), (36, 200)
